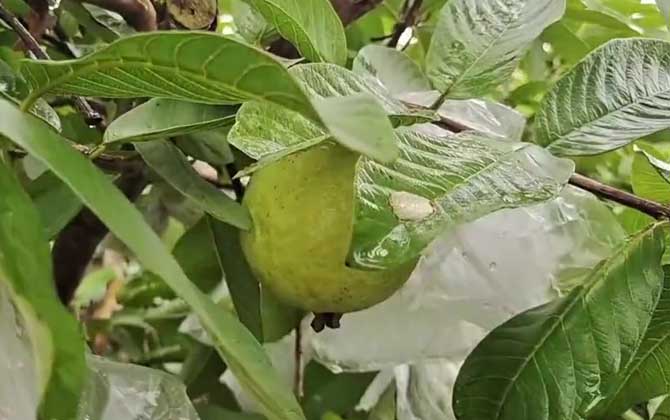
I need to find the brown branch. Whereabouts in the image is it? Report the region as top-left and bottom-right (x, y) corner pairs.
(569, 173), (670, 220)
(0, 0), (103, 126)
(82, 0), (157, 31)
(387, 0), (423, 48)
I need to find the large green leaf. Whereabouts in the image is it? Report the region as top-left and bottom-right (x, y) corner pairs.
(0, 160), (86, 420)
(0, 98), (306, 420)
(19, 34), (397, 162)
(240, 0), (347, 65)
(229, 63), (432, 165)
(348, 126), (574, 269)
(20, 32), (318, 120)
(632, 144), (670, 204)
(103, 99), (237, 144)
(453, 223), (666, 420)
(536, 38), (670, 156)
(425, 0), (565, 98)
(135, 140), (251, 230)
(588, 266), (670, 416)
(352, 45), (431, 95)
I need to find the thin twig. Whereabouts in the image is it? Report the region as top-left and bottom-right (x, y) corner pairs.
(0, 0), (103, 126)
(387, 0), (423, 48)
(293, 324), (304, 400)
(569, 173), (670, 220)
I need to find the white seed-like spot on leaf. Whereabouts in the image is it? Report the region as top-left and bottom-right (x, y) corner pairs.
(389, 191), (434, 221)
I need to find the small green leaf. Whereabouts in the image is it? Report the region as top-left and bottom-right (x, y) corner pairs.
(353, 45), (431, 95)
(0, 160), (86, 420)
(349, 126), (574, 269)
(536, 38), (670, 156)
(634, 144), (670, 187)
(315, 93), (398, 164)
(103, 99), (237, 144)
(20, 32), (318, 120)
(26, 170), (82, 238)
(0, 98), (306, 420)
(230, 0), (276, 45)
(177, 128), (235, 167)
(229, 63), (430, 164)
(453, 223), (666, 420)
(208, 217), (263, 341)
(135, 140), (251, 230)
(240, 0), (347, 65)
(172, 217), (223, 293)
(425, 0), (565, 98)
(631, 144), (670, 205)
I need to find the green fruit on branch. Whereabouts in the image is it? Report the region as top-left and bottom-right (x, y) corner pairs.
(241, 143), (418, 314)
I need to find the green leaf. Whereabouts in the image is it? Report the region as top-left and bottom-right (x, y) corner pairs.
(293, 64), (434, 128)
(230, 0), (275, 45)
(135, 140), (251, 230)
(177, 128), (235, 167)
(536, 38), (670, 156)
(588, 265), (670, 416)
(634, 144), (670, 188)
(353, 45), (431, 95)
(425, 0), (565, 98)
(26, 170), (82, 238)
(208, 217), (263, 341)
(20, 32), (318, 120)
(453, 222), (666, 420)
(20, 34), (398, 162)
(229, 63), (432, 165)
(103, 99), (237, 144)
(240, 0), (347, 65)
(368, 382), (396, 420)
(0, 98), (306, 420)
(348, 126), (574, 269)
(315, 93), (398, 164)
(172, 217), (223, 293)
(0, 160), (86, 420)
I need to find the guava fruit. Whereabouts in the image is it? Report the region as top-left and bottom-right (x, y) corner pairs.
(240, 142), (418, 314)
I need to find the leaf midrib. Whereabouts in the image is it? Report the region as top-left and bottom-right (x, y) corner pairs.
(23, 58), (311, 114)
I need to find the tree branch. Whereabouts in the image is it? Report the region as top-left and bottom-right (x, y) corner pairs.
(387, 0), (423, 48)
(0, 0), (103, 126)
(569, 173), (670, 220)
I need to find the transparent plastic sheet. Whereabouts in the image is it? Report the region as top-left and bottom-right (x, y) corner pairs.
(0, 284), (38, 420)
(78, 356), (200, 420)
(310, 186), (626, 372)
(0, 284), (199, 420)
(398, 90), (526, 141)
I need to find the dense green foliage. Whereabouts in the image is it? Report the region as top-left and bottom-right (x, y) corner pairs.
(4, 0), (670, 419)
